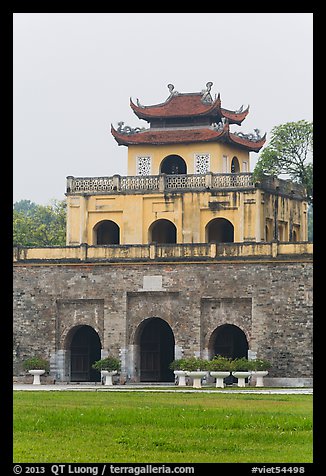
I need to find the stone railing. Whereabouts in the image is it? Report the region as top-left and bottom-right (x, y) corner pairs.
(66, 173), (254, 195)
(13, 242), (313, 263)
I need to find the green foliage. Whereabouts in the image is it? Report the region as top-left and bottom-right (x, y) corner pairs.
(207, 355), (232, 371)
(250, 359), (272, 371)
(169, 357), (209, 371)
(230, 357), (254, 372)
(23, 357), (50, 372)
(13, 199), (67, 246)
(169, 359), (188, 371)
(91, 356), (121, 372)
(253, 120), (313, 202)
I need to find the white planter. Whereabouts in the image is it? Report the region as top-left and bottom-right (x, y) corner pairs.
(174, 370), (187, 386)
(252, 370), (269, 387)
(101, 370), (117, 386)
(232, 371), (251, 387)
(210, 371), (231, 388)
(28, 369), (45, 385)
(186, 371), (207, 388)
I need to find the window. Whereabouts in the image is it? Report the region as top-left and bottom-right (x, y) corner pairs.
(242, 161), (248, 172)
(231, 157), (240, 173)
(136, 156), (151, 175)
(194, 153), (210, 174)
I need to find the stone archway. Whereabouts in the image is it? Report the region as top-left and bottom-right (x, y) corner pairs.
(66, 325), (102, 382)
(209, 323), (249, 360)
(135, 317), (175, 382)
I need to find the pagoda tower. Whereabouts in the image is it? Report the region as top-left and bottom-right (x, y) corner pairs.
(66, 82), (307, 247)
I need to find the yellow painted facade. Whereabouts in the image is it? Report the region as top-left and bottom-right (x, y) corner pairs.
(65, 86), (308, 248)
(126, 142), (250, 176)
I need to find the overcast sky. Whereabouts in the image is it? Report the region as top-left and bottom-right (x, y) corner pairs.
(13, 12), (313, 205)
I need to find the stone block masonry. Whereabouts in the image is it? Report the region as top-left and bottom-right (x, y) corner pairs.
(13, 258), (313, 386)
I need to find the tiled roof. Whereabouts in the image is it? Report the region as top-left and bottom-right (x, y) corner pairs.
(130, 93), (249, 125)
(111, 124), (266, 152)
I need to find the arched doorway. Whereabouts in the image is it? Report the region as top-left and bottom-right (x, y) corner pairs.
(231, 156), (240, 173)
(209, 324), (249, 384)
(160, 155), (187, 175)
(149, 219), (177, 244)
(137, 318), (175, 382)
(209, 324), (249, 359)
(94, 220), (120, 245)
(206, 218), (234, 243)
(68, 325), (102, 382)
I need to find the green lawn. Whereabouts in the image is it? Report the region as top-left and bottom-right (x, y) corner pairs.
(13, 391), (313, 463)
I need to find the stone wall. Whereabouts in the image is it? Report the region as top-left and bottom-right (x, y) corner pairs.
(13, 257), (313, 385)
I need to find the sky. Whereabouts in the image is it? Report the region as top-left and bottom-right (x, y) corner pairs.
(13, 12), (313, 205)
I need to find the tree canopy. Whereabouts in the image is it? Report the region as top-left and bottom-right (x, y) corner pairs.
(13, 199), (66, 246)
(253, 120), (313, 203)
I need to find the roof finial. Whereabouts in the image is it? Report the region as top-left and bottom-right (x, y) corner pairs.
(167, 83), (178, 98)
(201, 81), (213, 104)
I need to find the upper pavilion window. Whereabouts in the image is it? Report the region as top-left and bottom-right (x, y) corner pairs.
(160, 155), (187, 175)
(136, 156), (152, 175)
(231, 156), (240, 173)
(194, 153), (210, 174)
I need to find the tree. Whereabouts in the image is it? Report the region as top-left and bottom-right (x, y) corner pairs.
(13, 199), (67, 246)
(253, 120), (313, 203)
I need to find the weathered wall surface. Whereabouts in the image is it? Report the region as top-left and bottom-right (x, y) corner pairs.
(13, 258), (313, 384)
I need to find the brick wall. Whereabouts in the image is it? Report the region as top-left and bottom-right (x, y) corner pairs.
(13, 259), (313, 384)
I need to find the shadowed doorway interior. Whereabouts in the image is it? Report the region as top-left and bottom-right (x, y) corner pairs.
(70, 325), (101, 382)
(139, 318), (175, 382)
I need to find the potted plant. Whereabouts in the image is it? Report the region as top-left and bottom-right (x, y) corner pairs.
(181, 357), (209, 388)
(207, 355), (232, 388)
(169, 359), (188, 386)
(231, 357), (253, 387)
(23, 356), (50, 385)
(92, 356), (121, 386)
(250, 358), (271, 387)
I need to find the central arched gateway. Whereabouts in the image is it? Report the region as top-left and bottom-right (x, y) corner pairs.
(137, 318), (175, 382)
(67, 325), (102, 382)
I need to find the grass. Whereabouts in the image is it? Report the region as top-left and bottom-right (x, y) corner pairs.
(13, 391), (312, 463)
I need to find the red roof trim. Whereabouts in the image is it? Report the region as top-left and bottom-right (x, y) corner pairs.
(111, 123), (266, 151)
(130, 93), (222, 120)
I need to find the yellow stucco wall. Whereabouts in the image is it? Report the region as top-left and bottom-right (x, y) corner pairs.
(66, 188), (307, 246)
(127, 142), (250, 175)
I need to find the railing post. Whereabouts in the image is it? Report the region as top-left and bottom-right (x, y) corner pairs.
(209, 242), (217, 258)
(149, 243), (156, 260)
(205, 172), (213, 189)
(159, 174), (166, 193)
(80, 243), (88, 261)
(66, 176), (74, 193)
(271, 241), (278, 258)
(113, 174), (121, 191)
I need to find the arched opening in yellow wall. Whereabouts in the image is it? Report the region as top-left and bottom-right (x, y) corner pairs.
(206, 218), (234, 243)
(160, 155), (187, 174)
(231, 156), (240, 173)
(94, 220), (120, 245)
(149, 219), (177, 244)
